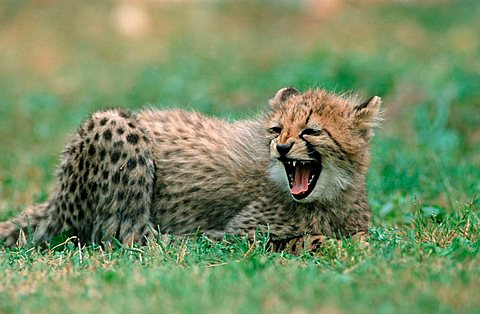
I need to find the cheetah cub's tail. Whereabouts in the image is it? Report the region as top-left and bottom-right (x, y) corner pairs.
(0, 201), (60, 247)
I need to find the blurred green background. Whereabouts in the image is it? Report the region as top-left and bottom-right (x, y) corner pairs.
(1, 1), (480, 313)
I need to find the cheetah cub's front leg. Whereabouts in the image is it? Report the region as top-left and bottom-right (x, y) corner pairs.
(271, 232), (370, 255)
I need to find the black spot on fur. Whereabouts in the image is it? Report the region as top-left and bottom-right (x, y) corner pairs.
(113, 141), (124, 149)
(117, 127), (124, 135)
(127, 133), (139, 145)
(103, 129), (112, 141)
(102, 170), (109, 180)
(88, 145), (96, 156)
(122, 174), (129, 185)
(119, 110), (131, 118)
(94, 133), (99, 141)
(127, 158), (137, 170)
(99, 149), (106, 160)
(110, 151), (121, 164)
(69, 181), (77, 193)
(80, 188), (87, 200)
(128, 122), (136, 129)
(100, 117), (108, 126)
(87, 120), (95, 131)
(66, 216), (74, 226)
(112, 172), (121, 184)
(78, 157), (84, 171)
(117, 191), (125, 201)
(137, 176), (146, 186)
(138, 155), (146, 166)
(83, 170), (89, 182)
(92, 164), (99, 176)
(68, 202), (75, 214)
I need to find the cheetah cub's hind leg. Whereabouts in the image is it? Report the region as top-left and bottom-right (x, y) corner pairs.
(64, 109), (156, 245)
(0, 109), (156, 247)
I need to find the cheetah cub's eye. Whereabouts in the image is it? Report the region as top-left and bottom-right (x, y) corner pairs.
(300, 128), (321, 137)
(269, 126), (282, 135)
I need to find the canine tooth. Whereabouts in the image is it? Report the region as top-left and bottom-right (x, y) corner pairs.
(292, 161), (296, 167)
(301, 161), (305, 165)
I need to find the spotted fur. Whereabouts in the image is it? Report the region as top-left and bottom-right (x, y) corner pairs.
(0, 88), (381, 251)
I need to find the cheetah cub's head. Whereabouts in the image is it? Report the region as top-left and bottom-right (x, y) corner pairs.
(266, 87), (382, 203)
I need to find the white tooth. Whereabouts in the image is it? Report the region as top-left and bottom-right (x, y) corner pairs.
(301, 161), (306, 165)
(292, 161), (296, 167)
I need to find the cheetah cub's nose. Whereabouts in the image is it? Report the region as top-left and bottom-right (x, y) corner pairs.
(277, 142), (293, 157)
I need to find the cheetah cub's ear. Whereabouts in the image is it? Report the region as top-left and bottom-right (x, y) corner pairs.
(269, 87), (299, 107)
(353, 95), (383, 139)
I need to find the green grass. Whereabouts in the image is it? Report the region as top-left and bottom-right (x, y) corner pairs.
(1, 1), (479, 313)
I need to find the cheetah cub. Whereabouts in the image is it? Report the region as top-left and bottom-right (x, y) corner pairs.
(0, 88), (382, 248)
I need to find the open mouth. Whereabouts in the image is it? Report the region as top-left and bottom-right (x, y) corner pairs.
(282, 159), (322, 200)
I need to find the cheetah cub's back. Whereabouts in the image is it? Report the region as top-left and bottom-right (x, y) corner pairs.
(0, 87), (382, 247)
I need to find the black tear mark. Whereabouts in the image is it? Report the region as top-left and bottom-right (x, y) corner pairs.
(305, 108), (313, 125)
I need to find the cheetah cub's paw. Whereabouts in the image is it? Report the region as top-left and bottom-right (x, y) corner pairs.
(271, 232), (370, 255)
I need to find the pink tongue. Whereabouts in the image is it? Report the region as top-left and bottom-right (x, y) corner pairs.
(291, 164), (312, 195)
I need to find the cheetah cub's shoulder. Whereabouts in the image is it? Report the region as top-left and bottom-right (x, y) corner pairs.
(0, 87), (382, 248)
